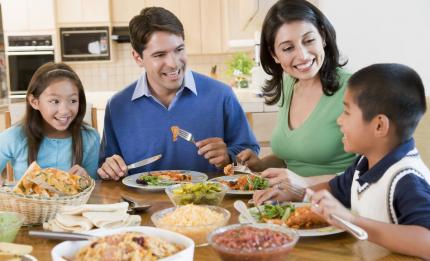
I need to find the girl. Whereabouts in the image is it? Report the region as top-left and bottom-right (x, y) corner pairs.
(0, 62), (100, 181)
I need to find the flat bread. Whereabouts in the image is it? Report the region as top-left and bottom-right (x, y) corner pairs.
(13, 162), (41, 195)
(12, 161), (91, 197)
(0, 242), (32, 256)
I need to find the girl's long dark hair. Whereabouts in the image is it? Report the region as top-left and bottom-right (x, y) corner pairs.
(260, 0), (347, 105)
(24, 62), (87, 165)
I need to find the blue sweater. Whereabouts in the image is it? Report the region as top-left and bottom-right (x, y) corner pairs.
(100, 71), (259, 174)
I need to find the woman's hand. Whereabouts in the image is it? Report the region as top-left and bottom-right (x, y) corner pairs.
(236, 149), (263, 171)
(308, 189), (356, 224)
(253, 187), (292, 206)
(69, 165), (89, 177)
(260, 168), (290, 186)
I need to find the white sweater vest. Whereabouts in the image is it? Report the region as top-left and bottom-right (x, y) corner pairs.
(351, 148), (430, 224)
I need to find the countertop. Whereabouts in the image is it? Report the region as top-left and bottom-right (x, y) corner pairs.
(85, 88), (278, 113)
(0, 88), (278, 114)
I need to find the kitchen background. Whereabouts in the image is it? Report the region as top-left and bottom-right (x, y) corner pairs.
(0, 0), (429, 160)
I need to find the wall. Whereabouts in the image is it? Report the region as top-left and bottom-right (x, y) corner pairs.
(318, 0), (430, 95)
(70, 43), (246, 91)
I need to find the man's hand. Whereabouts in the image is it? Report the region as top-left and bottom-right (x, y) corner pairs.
(196, 137), (230, 168)
(97, 154), (127, 181)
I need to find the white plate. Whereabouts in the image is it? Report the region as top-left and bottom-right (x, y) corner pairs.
(238, 202), (344, 237)
(122, 170), (208, 191)
(209, 174), (261, 195)
(51, 226), (195, 261)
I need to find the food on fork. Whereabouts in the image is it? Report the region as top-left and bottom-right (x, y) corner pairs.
(171, 126), (180, 142)
(12, 162), (91, 197)
(73, 232), (184, 261)
(223, 164), (234, 176)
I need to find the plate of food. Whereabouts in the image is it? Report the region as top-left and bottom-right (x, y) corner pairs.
(238, 202), (344, 237)
(209, 174), (269, 195)
(122, 170), (208, 191)
(51, 226), (194, 261)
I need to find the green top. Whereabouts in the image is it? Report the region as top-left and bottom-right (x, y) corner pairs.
(271, 68), (356, 177)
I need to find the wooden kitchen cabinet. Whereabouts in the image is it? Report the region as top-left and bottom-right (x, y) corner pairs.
(56, 0), (110, 26)
(111, 0), (146, 26)
(1, 0), (55, 32)
(145, 0), (224, 54)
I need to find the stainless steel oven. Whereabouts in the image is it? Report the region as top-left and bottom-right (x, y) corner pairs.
(6, 35), (54, 98)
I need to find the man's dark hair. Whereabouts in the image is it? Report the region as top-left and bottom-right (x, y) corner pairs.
(348, 63), (427, 142)
(129, 7), (184, 57)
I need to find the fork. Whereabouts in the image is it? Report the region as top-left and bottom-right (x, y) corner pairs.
(178, 128), (196, 144)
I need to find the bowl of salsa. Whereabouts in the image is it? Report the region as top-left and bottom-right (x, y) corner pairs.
(207, 223), (299, 261)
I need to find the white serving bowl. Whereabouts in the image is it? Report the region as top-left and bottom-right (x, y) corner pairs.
(51, 226), (195, 261)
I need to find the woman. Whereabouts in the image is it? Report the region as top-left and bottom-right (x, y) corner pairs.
(236, 0), (356, 202)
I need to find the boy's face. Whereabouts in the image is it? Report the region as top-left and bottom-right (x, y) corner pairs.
(337, 89), (375, 154)
(133, 31), (187, 94)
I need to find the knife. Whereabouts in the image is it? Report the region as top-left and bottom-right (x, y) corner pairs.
(127, 154), (162, 170)
(29, 230), (93, 241)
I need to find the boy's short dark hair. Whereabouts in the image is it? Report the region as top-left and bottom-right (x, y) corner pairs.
(129, 7), (184, 58)
(348, 63), (427, 142)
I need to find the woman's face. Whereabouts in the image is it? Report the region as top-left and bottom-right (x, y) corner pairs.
(272, 20), (325, 81)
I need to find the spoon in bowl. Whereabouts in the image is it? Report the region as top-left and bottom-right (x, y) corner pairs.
(234, 200), (257, 224)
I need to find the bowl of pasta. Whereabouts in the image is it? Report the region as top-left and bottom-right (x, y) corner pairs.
(51, 226), (195, 261)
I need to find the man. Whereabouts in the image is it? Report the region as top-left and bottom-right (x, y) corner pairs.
(98, 7), (259, 180)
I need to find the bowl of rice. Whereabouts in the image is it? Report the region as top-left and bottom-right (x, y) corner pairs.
(151, 204), (230, 247)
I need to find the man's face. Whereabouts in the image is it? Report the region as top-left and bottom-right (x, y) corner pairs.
(133, 31), (187, 93)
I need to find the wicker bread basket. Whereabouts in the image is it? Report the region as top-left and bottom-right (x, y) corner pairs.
(0, 179), (95, 225)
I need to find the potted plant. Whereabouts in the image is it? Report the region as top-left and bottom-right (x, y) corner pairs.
(226, 52), (254, 88)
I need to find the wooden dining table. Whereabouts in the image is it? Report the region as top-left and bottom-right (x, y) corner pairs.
(14, 174), (419, 261)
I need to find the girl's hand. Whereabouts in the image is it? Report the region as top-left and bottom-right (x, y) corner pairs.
(308, 189), (356, 225)
(236, 149), (262, 171)
(69, 165), (89, 177)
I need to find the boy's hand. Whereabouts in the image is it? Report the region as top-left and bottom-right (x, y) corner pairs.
(308, 189), (356, 225)
(69, 164), (88, 177)
(196, 137), (230, 168)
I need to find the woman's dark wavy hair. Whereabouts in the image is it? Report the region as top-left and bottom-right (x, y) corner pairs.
(129, 7), (184, 57)
(24, 62), (88, 165)
(260, 0), (346, 105)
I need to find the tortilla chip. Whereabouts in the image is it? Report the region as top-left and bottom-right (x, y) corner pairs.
(0, 242), (32, 256)
(13, 162), (41, 195)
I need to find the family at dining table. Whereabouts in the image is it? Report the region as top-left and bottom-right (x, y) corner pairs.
(0, 0), (429, 259)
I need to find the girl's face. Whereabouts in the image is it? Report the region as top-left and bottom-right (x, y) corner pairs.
(29, 79), (80, 138)
(272, 20), (325, 81)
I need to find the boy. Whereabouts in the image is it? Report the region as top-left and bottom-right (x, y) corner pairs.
(309, 63), (430, 259)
